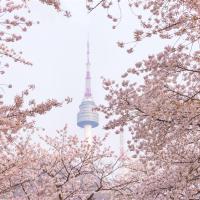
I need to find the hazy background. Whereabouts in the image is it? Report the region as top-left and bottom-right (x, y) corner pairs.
(2, 0), (168, 152)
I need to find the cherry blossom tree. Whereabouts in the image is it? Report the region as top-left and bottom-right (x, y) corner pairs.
(0, 0), (70, 68)
(0, 1), (71, 198)
(85, 0), (200, 199)
(0, 128), (136, 200)
(0, 0), (72, 140)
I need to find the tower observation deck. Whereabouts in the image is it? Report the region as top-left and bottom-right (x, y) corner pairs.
(77, 41), (99, 143)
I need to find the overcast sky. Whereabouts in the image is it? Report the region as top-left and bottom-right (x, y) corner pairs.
(2, 0), (169, 152)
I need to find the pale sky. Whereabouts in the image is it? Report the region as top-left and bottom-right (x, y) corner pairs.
(2, 1), (169, 151)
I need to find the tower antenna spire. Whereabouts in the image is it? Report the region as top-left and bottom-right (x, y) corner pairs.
(87, 39), (90, 68)
(84, 40), (92, 99)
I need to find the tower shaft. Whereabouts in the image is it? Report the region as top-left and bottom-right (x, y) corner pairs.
(84, 125), (92, 144)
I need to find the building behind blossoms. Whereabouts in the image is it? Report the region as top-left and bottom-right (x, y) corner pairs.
(77, 41), (112, 200)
